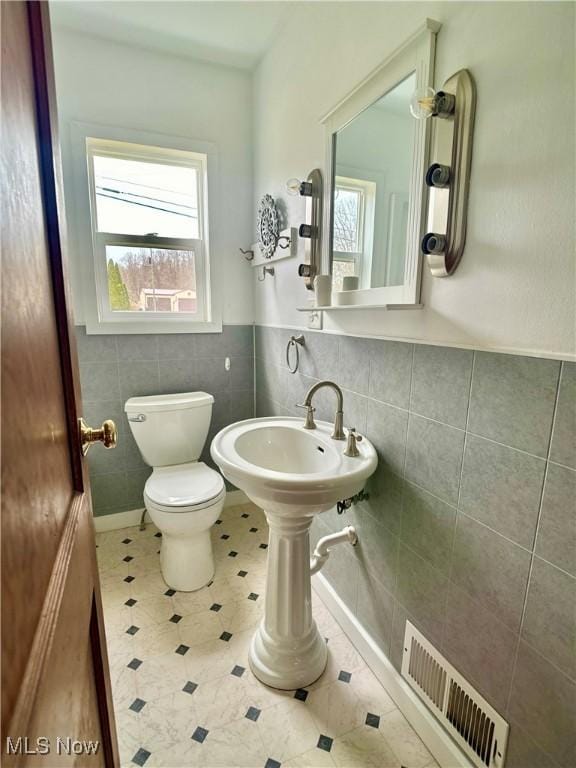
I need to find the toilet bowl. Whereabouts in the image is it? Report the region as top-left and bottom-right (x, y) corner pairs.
(125, 392), (225, 591)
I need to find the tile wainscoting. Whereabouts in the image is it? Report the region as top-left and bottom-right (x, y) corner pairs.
(77, 325), (254, 516)
(255, 325), (576, 768)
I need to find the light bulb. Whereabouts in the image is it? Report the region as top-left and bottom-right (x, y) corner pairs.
(410, 86), (456, 120)
(410, 86), (437, 119)
(286, 178), (302, 196)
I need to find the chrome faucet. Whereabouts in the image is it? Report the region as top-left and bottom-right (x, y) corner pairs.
(297, 380), (345, 440)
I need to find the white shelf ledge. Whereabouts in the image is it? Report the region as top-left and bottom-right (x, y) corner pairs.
(296, 303), (424, 312)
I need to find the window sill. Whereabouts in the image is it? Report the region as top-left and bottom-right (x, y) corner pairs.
(83, 318), (223, 335)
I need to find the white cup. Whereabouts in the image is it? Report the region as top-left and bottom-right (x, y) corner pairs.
(342, 275), (359, 291)
(314, 275), (332, 307)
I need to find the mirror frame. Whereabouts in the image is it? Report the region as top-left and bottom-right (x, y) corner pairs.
(321, 19), (441, 308)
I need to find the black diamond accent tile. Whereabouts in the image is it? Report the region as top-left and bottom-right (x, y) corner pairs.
(132, 747), (150, 766)
(126, 625), (140, 635)
(191, 727), (208, 744)
(317, 735), (333, 753)
(183, 681), (198, 695)
(124, 576), (135, 583)
(210, 603), (222, 612)
(127, 658), (142, 670)
(123, 556), (134, 562)
(220, 631), (232, 642)
(228, 551), (238, 558)
(221, 534), (230, 540)
(170, 614), (182, 624)
(249, 527), (258, 533)
(294, 688), (308, 702)
(237, 570), (248, 578)
(265, 760), (281, 768)
(259, 543), (268, 550)
(338, 670), (352, 683)
(129, 698), (146, 713)
(215, 519), (222, 525)
(365, 712), (380, 729)
(248, 593), (259, 601)
(154, 532), (162, 538)
(125, 598), (137, 607)
(164, 588), (176, 597)
(245, 706), (261, 722)
(231, 665), (245, 677)
(241, 513), (249, 518)
(122, 538), (132, 544)
(175, 644), (190, 655)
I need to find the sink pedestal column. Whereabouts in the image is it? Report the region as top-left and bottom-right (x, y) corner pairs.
(249, 510), (328, 690)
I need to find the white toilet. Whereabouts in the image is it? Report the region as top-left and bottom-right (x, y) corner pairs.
(125, 392), (225, 592)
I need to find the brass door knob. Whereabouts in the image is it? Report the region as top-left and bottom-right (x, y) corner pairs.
(79, 418), (118, 456)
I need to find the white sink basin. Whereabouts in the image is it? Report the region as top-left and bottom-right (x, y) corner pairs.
(211, 416), (377, 691)
(211, 417), (377, 512)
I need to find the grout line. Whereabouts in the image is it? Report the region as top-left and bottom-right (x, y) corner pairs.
(503, 360), (564, 715)
(446, 350), (477, 593)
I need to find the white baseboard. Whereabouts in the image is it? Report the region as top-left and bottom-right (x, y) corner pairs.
(93, 490), (248, 533)
(312, 572), (472, 768)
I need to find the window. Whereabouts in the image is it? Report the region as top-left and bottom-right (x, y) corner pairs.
(332, 176), (376, 292)
(85, 137), (212, 327)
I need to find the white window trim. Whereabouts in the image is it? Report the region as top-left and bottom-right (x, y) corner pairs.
(69, 121), (222, 334)
(333, 175), (376, 290)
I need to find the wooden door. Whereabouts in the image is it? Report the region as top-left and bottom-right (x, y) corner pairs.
(1, 3), (118, 765)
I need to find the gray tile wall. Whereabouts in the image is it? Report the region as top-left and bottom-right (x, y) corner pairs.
(77, 325), (254, 516)
(255, 325), (576, 768)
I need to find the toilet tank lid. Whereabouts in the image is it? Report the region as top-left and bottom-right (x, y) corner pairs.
(125, 392), (214, 414)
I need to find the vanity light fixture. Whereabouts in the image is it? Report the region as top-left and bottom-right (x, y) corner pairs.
(287, 170), (323, 290)
(412, 70), (476, 276)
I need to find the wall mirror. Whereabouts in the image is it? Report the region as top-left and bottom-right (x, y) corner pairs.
(322, 20), (440, 308)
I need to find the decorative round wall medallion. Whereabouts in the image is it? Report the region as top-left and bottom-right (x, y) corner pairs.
(257, 194), (280, 259)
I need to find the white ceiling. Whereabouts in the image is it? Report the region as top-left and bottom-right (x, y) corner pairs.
(50, 1), (297, 70)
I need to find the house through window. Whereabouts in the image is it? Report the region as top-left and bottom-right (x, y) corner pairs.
(86, 137), (210, 323)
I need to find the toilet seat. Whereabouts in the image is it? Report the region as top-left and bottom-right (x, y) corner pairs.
(145, 462), (225, 514)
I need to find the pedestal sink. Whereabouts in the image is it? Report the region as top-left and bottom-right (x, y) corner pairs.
(211, 417), (377, 690)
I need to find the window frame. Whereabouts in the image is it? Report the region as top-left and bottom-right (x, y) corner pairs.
(69, 122), (222, 334)
(333, 175), (376, 290)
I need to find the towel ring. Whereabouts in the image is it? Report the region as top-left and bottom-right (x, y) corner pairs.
(286, 334), (305, 374)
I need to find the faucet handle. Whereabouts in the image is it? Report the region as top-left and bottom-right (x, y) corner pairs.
(344, 427), (362, 457)
(296, 403), (316, 430)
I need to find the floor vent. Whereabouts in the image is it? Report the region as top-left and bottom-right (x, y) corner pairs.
(401, 621), (509, 768)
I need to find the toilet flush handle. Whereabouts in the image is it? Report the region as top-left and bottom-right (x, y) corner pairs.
(127, 413), (147, 422)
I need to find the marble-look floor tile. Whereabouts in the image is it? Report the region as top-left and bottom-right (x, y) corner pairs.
(284, 747), (336, 767)
(378, 708), (433, 767)
(198, 714), (269, 768)
(331, 723), (401, 767)
(309, 633), (366, 690)
(256, 699), (320, 761)
(96, 505), (436, 768)
(352, 667), (397, 718)
(178, 608), (228, 647)
(191, 672), (252, 730)
(307, 679), (366, 738)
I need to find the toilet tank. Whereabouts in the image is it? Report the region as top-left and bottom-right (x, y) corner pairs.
(125, 392), (214, 467)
